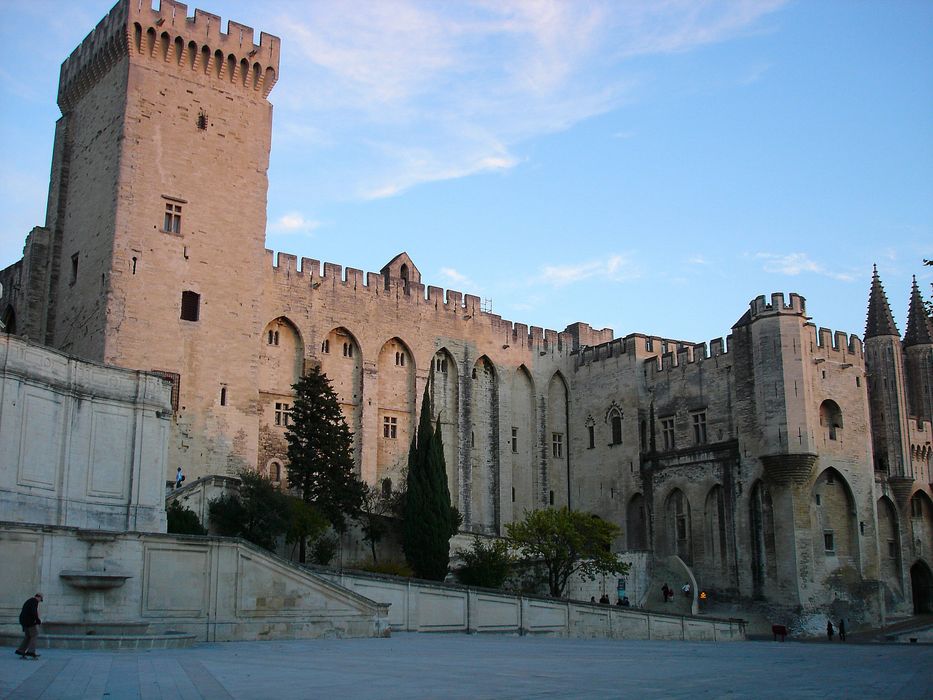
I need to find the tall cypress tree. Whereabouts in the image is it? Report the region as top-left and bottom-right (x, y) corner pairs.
(403, 383), (454, 580)
(286, 365), (364, 561)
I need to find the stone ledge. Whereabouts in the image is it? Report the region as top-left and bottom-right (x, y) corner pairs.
(0, 631), (196, 650)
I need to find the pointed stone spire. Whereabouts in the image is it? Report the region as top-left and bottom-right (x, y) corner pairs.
(904, 275), (933, 347)
(865, 265), (900, 338)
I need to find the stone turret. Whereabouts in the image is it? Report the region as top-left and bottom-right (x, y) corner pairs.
(903, 276), (933, 423)
(864, 266), (912, 491)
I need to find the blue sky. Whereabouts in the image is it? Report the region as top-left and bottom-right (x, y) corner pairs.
(1, 1), (930, 344)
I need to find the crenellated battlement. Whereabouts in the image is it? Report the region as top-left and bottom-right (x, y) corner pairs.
(749, 292), (806, 319)
(58, 0), (130, 110)
(266, 250), (575, 354)
(59, 0), (280, 111)
(809, 324), (864, 360)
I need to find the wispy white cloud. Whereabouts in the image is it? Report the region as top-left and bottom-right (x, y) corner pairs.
(269, 212), (321, 235)
(439, 267), (472, 287)
(541, 254), (641, 287)
(755, 252), (854, 281)
(273, 0), (789, 199)
(687, 255), (708, 265)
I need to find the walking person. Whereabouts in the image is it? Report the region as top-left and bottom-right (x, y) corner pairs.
(661, 583), (671, 603)
(175, 467), (185, 489)
(838, 619), (846, 642)
(15, 593), (43, 659)
(826, 619), (834, 642)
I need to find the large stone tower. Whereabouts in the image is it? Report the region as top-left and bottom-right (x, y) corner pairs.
(30, 0), (280, 473)
(864, 266), (913, 489)
(903, 276), (933, 425)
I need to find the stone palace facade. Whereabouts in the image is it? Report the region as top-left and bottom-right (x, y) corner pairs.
(2, 0), (931, 621)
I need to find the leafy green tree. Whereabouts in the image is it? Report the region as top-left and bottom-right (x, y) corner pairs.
(506, 507), (628, 598)
(208, 470), (289, 550)
(456, 536), (513, 588)
(166, 500), (207, 535)
(286, 365), (365, 561)
(403, 386), (455, 580)
(285, 497), (329, 560)
(357, 480), (403, 563)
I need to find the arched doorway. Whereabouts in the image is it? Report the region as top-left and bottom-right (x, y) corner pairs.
(911, 560), (933, 614)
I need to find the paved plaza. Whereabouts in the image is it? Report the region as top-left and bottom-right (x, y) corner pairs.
(2, 633), (931, 699)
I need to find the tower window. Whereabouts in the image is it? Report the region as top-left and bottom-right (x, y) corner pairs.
(274, 402), (291, 427)
(552, 432), (563, 459)
(661, 417), (675, 450)
(163, 202), (182, 233)
(180, 291), (200, 321)
(823, 531), (835, 553)
(588, 425), (595, 449)
(511, 487), (515, 503)
(549, 490), (555, 506)
(70, 253), (79, 285)
(267, 329), (279, 345)
(692, 412), (707, 445)
(395, 351), (406, 366)
(383, 416), (397, 439)
(610, 412), (623, 445)
(220, 386), (227, 406)
(321, 339), (330, 353)
(343, 342), (354, 358)
(511, 427), (518, 453)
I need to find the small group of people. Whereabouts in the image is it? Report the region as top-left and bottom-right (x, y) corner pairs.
(660, 582), (692, 603)
(14, 593), (43, 659)
(589, 593), (630, 607)
(826, 618), (847, 642)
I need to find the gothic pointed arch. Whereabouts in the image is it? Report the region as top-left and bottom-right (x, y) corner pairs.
(469, 354), (499, 533)
(811, 467), (860, 574)
(910, 559), (933, 614)
(258, 316), (304, 395)
(319, 326), (363, 473)
(664, 488), (692, 564)
(377, 337), (416, 487)
(510, 364), (536, 520)
(545, 371), (570, 508)
(749, 480), (777, 599)
(626, 493), (647, 550)
(431, 347), (460, 507)
(704, 484), (728, 574)
(877, 495), (902, 598)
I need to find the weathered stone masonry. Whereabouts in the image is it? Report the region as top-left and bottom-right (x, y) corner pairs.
(1, 0), (931, 623)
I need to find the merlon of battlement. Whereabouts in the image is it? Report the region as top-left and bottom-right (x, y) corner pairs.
(59, 0), (281, 110)
(749, 292), (807, 319)
(266, 249), (574, 353)
(811, 325), (863, 357)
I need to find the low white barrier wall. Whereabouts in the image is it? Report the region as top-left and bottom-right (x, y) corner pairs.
(317, 569), (745, 641)
(0, 523), (389, 643)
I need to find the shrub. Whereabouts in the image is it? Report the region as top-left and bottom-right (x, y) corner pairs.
(166, 500), (207, 536)
(456, 536), (512, 589)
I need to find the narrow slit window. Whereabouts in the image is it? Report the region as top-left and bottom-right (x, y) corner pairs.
(70, 253), (79, 285)
(220, 386), (227, 406)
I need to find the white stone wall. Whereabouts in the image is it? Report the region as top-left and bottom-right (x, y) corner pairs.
(0, 523), (388, 642)
(318, 567), (744, 641)
(0, 334), (170, 533)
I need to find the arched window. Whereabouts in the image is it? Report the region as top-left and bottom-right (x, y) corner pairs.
(820, 400), (843, 441)
(400, 264), (409, 289)
(269, 460), (282, 482)
(609, 409), (623, 445)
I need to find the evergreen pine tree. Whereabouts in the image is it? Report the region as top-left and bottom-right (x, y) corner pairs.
(286, 365), (364, 561)
(403, 383), (454, 580)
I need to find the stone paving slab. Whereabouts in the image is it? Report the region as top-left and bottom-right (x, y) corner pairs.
(3, 633), (932, 699)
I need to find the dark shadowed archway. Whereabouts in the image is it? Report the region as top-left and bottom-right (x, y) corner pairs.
(910, 560), (933, 614)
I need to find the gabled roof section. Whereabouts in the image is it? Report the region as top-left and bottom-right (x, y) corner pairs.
(380, 252), (421, 285)
(904, 275), (933, 347)
(865, 265), (900, 338)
